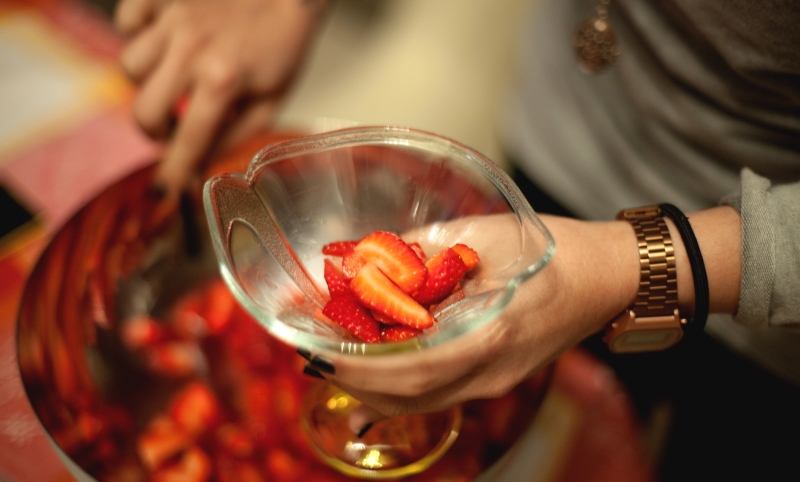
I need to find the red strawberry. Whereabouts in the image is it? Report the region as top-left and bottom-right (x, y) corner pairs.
(322, 239), (359, 256)
(350, 263), (435, 330)
(145, 342), (203, 378)
(215, 424), (254, 458)
(451, 243), (480, 270)
(203, 281), (237, 334)
(121, 315), (165, 349)
(409, 242), (427, 262)
(341, 251), (367, 279)
(168, 382), (220, 436)
(137, 416), (192, 470)
(354, 231), (427, 294)
(371, 309), (399, 325)
(381, 324), (423, 342)
(414, 248), (469, 306)
(152, 446), (211, 482)
(322, 294), (381, 342)
(323, 259), (350, 298)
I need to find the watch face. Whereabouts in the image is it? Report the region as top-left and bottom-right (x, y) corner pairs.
(610, 328), (683, 353)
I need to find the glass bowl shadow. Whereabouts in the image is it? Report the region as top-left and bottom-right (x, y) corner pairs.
(203, 126), (555, 356)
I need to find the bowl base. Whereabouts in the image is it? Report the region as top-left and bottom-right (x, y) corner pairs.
(302, 382), (462, 479)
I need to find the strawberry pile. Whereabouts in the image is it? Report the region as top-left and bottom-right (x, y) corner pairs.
(59, 275), (547, 482)
(320, 231), (480, 343)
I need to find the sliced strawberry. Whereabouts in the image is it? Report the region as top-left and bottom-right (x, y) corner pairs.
(121, 315), (165, 350)
(322, 239), (359, 256)
(145, 342), (203, 378)
(354, 231), (427, 294)
(341, 250), (367, 279)
(152, 446), (211, 482)
(266, 449), (297, 482)
(451, 243), (480, 271)
(430, 284), (467, 313)
(215, 457), (263, 482)
(323, 258), (350, 298)
(381, 324), (423, 342)
(171, 292), (210, 339)
(371, 309), (399, 325)
(203, 281), (237, 334)
(322, 294), (381, 342)
(409, 242), (427, 262)
(137, 416), (192, 470)
(414, 248), (469, 307)
(350, 263), (435, 330)
(215, 424), (254, 458)
(237, 378), (275, 446)
(168, 382), (220, 436)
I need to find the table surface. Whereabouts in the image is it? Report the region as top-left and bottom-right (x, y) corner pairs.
(0, 1), (655, 481)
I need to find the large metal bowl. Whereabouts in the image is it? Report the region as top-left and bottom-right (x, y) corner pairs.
(15, 131), (552, 482)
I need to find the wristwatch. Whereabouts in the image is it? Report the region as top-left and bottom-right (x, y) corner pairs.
(603, 205), (686, 353)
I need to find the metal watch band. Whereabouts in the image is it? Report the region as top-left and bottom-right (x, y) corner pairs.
(617, 206), (678, 318)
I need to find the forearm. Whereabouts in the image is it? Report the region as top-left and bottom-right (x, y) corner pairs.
(537, 205), (743, 343)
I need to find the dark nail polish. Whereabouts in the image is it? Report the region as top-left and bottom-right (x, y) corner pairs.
(167, 116), (178, 137)
(302, 364), (325, 379)
(310, 355), (335, 375)
(296, 347), (313, 361)
(179, 192), (201, 258)
(356, 422), (373, 439)
(146, 183), (168, 202)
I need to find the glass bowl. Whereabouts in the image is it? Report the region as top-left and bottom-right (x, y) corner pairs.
(203, 126), (555, 478)
(203, 126), (555, 356)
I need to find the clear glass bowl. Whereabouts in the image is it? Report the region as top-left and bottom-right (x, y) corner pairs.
(203, 126), (555, 356)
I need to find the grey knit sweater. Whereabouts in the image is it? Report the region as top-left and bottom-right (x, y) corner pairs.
(501, 0), (800, 383)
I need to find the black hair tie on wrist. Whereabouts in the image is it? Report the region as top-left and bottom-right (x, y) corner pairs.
(658, 203), (709, 332)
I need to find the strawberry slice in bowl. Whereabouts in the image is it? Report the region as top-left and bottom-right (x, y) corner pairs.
(413, 247), (470, 307)
(323, 258), (351, 299)
(322, 239), (360, 257)
(354, 231), (427, 295)
(450, 243), (480, 271)
(318, 230), (483, 342)
(349, 263), (435, 330)
(322, 294), (381, 343)
(380, 324), (423, 342)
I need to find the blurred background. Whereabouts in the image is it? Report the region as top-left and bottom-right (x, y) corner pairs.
(1, 0), (540, 233)
(275, 0), (537, 168)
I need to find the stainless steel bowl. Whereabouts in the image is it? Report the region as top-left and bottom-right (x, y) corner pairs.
(16, 132), (552, 482)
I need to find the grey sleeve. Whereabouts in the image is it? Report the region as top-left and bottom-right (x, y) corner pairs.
(720, 168), (800, 329)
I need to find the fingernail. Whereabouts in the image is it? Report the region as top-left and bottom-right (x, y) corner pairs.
(167, 116), (178, 137)
(179, 192), (201, 258)
(310, 355), (335, 375)
(296, 347), (313, 361)
(356, 422), (373, 439)
(146, 183), (168, 202)
(302, 364), (325, 379)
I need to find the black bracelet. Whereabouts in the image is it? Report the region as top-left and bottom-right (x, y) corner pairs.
(658, 203), (709, 332)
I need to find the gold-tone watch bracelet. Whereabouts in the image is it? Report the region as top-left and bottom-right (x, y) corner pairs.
(618, 206), (678, 318)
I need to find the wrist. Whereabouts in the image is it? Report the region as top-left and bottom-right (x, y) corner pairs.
(538, 215), (641, 335)
(679, 206), (741, 314)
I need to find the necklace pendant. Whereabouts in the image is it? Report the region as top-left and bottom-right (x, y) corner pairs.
(573, 17), (620, 74)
